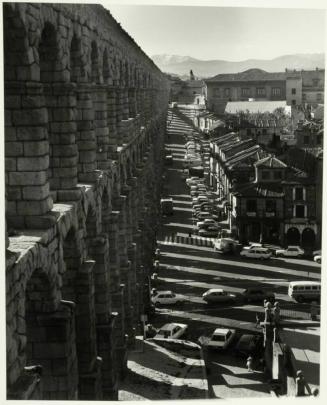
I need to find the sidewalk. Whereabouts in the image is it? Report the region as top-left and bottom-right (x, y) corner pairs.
(118, 336), (208, 400)
(279, 324), (320, 390)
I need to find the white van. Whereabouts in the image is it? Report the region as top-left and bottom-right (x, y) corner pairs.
(288, 281), (321, 303)
(213, 238), (237, 254)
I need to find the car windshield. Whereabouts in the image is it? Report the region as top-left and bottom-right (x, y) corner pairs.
(212, 335), (226, 342)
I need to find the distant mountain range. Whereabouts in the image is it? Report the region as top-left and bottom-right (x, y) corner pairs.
(151, 53), (325, 79)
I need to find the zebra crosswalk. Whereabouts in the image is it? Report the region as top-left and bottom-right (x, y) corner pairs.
(161, 234), (214, 247)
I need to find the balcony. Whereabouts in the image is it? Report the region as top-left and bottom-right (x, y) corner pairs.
(236, 210), (281, 219)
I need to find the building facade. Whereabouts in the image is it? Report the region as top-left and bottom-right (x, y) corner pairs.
(209, 134), (320, 248)
(205, 68), (325, 114)
(205, 69), (287, 114)
(4, 3), (169, 400)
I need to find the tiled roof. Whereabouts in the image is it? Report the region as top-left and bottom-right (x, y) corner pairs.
(226, 145), (263, 168)
(205, 68), (287, 82)
(222, 139), (255, 155)
(211, 132), (239, 145)
(225, 101), (289, 115)
(255, 155), (287, 168)
(233, 182), (284, 198)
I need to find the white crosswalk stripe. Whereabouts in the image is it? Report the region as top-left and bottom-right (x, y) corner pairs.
(161, 235), (214, 247)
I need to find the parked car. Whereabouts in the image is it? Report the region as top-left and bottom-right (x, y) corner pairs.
(196, 219), (217, 228)
(275, 246), (304, 258)
(234, 334), (263, 357)
(202, 289), (236, 304)
(313, 255), (321, 264)
(186, 177), (204, 187)
(160, 198), (173, 215)
(240, 247), (272, 260)
(213, 238), (237, 254)
(243, 243), (263, 250)
(241, 288), (275, 303)
(199, 328), (236, 350)
(195, 212), (213, 221)
(155, 323), (188, 339)
(192, 196), (209, 204)
(313, 249), (321, 257)
(151, 291), (186, 306)
(198, 226), (220, 237)
(164, 154), (173, 164)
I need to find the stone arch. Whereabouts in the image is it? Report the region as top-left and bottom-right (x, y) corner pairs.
(286, 227), (301, 246)
(62, 227), (81, 301)
(39, 22), (59, 83)
(91, 40), (100, 84)
(85, 201), (99, 248)
(125, 158), (132, 179)
(3, 4), (31, 81)
(24, 267), (73, 399)
(302, 227), (316, 250)
(103, 47), (111, 83)
(70, 34), (84, 83)
(120, 163), (126, 185)
(61, 225), (98, 396)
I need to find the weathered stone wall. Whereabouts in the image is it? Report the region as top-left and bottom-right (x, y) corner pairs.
(4, 2), (170, 400)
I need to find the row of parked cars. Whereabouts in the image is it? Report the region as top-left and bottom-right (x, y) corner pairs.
(239, 244), (322, 261)
(151, 287), (275, 307)
(186, 176), (223, 237)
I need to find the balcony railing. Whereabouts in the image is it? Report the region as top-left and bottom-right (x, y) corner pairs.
(237, 210), (281, 218)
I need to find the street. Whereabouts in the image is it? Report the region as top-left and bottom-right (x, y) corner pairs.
(149, 109), (321, 398)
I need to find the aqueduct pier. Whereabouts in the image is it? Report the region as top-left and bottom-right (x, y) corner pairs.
(4, 2), (169, 399)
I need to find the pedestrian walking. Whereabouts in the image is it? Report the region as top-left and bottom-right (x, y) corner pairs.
(273, 301), (280, 326)
(246, 356), (253, 372)
(255, 313), (260, 328)
(154, 260), (160, 273)
(155, 248), (161, 260)
(295, 370), (311, 396)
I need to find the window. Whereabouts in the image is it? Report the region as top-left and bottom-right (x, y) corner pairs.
(302, 93), (306, 101)
(292, 100), (296, 106)
(317, 134), (322, 145)
(256, 88), (266, 96)
(291, 88), (296, 95)
(262, 170), (270, 180)
(272, 87), (281, 96)
(247, 129), (252, 136)
(313, 78), (319, 86)
(274, 171), (282, 180)
(246, 199), (257, 212)
(262, 128), (267, 135)
(266, 200), (276, 212)
(295, 187), (304, 200)
(303, 135), (310, 145)
(214, 88), (220, 97)
(242, 88), (250, 96)
(317, 93), (322, 102)
(295, 205), (305, 218)
(224, 88), (230, 97)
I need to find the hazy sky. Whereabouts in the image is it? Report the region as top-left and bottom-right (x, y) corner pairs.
(105, 2), (326, 61)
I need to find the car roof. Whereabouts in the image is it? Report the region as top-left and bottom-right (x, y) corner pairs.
(156, 290), (173, 294)
(213, 328), (233, 335)
(160, 323), (187, 331)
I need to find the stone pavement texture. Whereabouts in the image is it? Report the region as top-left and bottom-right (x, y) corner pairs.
(118, 336), (208, 400)
(279, 325), (320, 390)
(204, 349), (272, 399)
